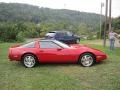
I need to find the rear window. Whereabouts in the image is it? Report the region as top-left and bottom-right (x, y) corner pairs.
(20, 42), (35, 48)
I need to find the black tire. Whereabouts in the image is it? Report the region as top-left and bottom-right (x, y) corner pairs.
(21, 54), (37, 68)
(79, 53), (95, 67)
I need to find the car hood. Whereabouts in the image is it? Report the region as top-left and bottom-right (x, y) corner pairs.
(70, 44), (106, 55)
(70, 44), (89, 48)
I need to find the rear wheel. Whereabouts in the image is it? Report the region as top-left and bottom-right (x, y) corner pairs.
(22, 54), (36, 68)
(79, 53), (95, 67)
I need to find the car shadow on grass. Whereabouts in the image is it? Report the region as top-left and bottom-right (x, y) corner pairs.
(94, 60), (108, 66)
(37, 63), (79, 68)
(35, 61), (108, 68)
(12, 60), (108, 68)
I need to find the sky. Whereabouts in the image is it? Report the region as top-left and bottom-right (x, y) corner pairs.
(0, 0), (120, 17)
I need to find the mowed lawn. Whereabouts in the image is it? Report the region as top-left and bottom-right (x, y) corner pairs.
(0, 41), (120, 90)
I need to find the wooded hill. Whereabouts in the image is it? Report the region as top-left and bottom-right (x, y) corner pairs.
(0, 3), (102, 28)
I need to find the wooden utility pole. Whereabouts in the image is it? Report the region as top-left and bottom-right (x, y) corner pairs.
(103, 0), (108, 47)
(109, 0), (112, 32)
(100, 3), (104, 39)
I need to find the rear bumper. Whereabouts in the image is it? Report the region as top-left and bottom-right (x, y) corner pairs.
(8, 52), (21, 61)
(8, 48), (21, 61)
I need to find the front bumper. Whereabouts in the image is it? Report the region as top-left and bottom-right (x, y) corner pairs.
(96, 54), (107, 62)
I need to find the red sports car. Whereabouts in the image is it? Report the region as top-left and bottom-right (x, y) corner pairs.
(9, 40), (107, 68)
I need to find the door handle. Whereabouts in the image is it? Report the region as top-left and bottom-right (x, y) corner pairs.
(39, 50), (44, 52)
(57, 48), (62, 51)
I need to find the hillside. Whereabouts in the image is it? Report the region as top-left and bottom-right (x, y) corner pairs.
(0, 3), (102, 28)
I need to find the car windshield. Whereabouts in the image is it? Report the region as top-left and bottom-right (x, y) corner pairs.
(45, 32), (55, 37)
(54, 40), (70, 48)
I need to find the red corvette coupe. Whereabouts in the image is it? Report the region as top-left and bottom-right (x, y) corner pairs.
(9, 40), (107, 68)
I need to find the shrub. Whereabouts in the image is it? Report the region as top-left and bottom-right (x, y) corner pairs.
(16, 32), (25, 42)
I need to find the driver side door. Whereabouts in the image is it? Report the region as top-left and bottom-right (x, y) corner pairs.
(38, 41), (70, 63)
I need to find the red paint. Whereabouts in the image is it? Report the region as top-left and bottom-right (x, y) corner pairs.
(9, 41), (107, 63)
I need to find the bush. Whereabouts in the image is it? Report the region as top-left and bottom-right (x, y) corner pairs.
(16, 32), (25, 42)
(0, 22), (27, 42)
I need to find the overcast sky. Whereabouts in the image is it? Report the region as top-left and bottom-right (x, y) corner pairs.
(0, 0), (120, 17)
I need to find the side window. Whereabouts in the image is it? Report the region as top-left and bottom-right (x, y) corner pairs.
(39, 41), (61, 49)
(56, 32), (63, 38)
(67, 32), (73, 36)
(63, 32), (68, 36)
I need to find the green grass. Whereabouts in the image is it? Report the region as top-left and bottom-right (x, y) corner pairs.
(0, 41), (120, 90)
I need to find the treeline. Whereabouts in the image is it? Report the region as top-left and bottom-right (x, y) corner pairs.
(100, 16), (120, 39)
(112, 17), (120, 33)
(0, 21), (97, 42)
(0, 3), (102, 28)
(0, 3), (102, 42)
(0, 3), (119, 42)
(0, 3), (120, 42)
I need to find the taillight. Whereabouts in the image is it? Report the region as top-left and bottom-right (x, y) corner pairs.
(8, 48), (12, 60)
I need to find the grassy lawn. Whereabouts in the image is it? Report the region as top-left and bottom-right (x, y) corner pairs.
(0, 41), (120, 90)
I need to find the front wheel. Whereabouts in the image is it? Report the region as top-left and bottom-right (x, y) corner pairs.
(79, 53), (95, 67)
(22, 54), (36, 68)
